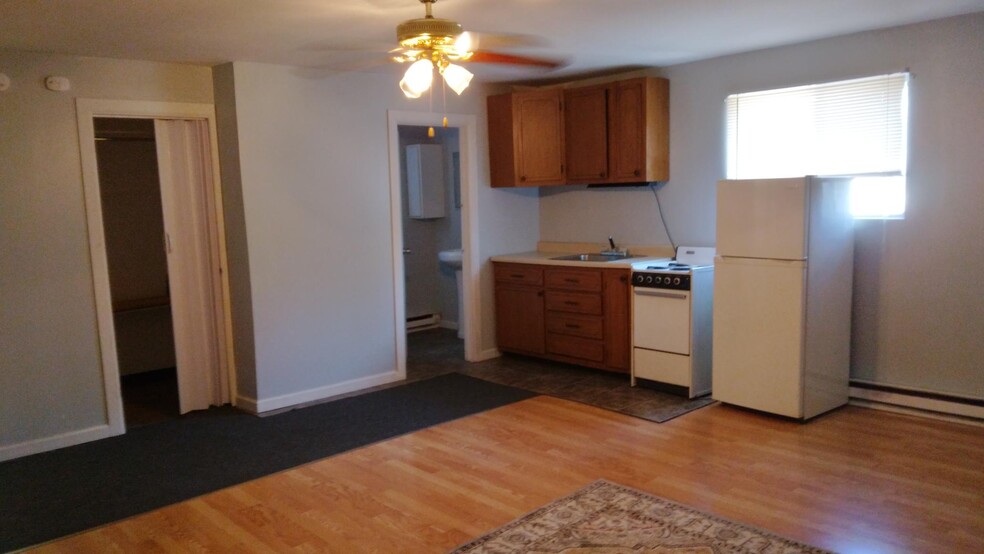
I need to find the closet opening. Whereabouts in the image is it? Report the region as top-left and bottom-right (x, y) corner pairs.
(94, 117), (179, 427)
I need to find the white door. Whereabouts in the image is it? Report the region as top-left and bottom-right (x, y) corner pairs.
(155, 119), (227, 413)
(717, 178), (810, 260)
(712, 256), (806, 418)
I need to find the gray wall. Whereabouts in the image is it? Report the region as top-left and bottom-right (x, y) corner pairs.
(0, 51), (213, 448)
(538, 13), (984, 398)
(212, 63), (257, 401)
(213, 62), (534, 406)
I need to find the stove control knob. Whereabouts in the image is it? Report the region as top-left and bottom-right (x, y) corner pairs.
(673, 277), (681, 285)
(645, 275), (653, 284)
(654, 276), (662, 284)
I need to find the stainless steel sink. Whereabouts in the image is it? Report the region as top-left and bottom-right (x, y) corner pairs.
(550, 253), (637, 262)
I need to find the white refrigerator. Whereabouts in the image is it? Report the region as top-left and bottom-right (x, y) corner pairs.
(712, 176), (854, 419)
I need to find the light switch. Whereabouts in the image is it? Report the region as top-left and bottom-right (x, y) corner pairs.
(0, 73), (10, 92)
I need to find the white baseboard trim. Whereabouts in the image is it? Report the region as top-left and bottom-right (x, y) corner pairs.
(849, 386), (984, 423)
(249, 370), (405, 414)
(0, 423), (121, 462)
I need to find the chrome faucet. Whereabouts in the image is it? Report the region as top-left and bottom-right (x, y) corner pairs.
(601, 236), (628, 256)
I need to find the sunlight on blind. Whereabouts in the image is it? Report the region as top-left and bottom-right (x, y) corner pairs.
(726, 73), (909, 218)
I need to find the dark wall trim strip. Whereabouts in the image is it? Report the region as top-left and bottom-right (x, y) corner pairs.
(850, 380), (984, 408)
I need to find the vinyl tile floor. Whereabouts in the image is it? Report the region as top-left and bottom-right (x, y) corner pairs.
(404, 328), (714, 423)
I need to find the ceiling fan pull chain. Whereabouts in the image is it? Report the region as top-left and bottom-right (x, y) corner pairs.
(428, 77), (436, 138)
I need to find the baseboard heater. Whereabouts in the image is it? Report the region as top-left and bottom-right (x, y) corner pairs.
(406, 313), (441, 332)
(849, 380), (984, 423)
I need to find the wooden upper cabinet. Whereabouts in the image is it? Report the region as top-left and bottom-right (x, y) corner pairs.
(609, 77), (669, 183)
(488, 88), (565, 187)
(488, 77), (668, 187)
(564, 85), (610, 183)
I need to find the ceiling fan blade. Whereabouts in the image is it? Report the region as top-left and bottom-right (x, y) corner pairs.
(466, 31), (547, 51)
(469, 51), (565, 69)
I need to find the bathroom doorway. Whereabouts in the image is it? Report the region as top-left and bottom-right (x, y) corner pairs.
(397, 125), (465, 379)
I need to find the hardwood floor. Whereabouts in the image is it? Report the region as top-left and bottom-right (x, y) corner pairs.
(35, 397), (984, 553)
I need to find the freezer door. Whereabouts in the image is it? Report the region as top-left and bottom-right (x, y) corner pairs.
(717, 178), (809, 260)
(712, 256), (806, 418)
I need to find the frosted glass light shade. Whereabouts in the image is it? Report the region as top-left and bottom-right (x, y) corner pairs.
(442, 63), (473, 95)
(400, 59), (434, 98)
(453, 32), (473, 57)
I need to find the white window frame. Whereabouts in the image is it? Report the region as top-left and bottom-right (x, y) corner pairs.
(725, 73), (909, 219)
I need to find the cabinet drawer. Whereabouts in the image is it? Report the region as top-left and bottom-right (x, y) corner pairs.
(494, 263), (543, 286)
(547, 333), (605, 362)
(545, 268), (602, 292)
(546, 314), (603, 340)
(545, 291), (602, 315)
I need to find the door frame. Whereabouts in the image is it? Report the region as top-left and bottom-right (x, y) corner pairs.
(386, 111), (481, 376)
(76, 99), (235, 435)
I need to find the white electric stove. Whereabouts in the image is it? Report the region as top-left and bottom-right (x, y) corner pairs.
(630, 246), (715, 398)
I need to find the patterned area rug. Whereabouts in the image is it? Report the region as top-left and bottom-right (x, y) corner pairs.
(450, 480), (832, 554)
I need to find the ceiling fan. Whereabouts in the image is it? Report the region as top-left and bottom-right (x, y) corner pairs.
(389, 0), (562, 98)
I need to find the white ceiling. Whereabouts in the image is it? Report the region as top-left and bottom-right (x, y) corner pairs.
(3, 0), (983, 83)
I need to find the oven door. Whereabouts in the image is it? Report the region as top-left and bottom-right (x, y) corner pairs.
(632, 287), (691, 355)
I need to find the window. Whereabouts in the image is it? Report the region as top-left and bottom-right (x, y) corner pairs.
(726, 73), (909, 218)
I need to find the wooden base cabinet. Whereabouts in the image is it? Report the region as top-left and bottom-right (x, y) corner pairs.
(494, 262), (631, 373)
(493, 264), (545, 355)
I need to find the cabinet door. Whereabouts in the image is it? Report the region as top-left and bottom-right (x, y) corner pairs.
(495, 284), (545, 354)
(564, 85), (609, 183)
(609, 77), (669, 182)
(609, 78), (648, 182)
(602, 269), (631, 372)
(515, 89), (565, 186)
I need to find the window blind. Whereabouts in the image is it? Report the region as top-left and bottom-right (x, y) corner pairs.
(726, 73), (909, 179)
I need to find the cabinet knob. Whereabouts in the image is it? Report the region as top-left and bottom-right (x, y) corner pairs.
(599, 172), (606, 178)
(620, 275), (628, 283)
(520, 176), (527, 182)
(537, 290), (544, 297)
(633, 169), (641, 177)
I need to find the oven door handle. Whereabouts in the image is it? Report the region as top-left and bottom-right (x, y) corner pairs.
(633, 289), (688, 300)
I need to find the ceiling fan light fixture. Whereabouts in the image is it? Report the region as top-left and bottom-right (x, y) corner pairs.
(441, 63), (473, 95)
(453, 31), (473, 57)
(400, 58), (434, 98)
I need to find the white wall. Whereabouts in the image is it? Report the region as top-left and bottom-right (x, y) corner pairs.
(215, 62), (537, 408)
(539, 13), (984, 398)
(0, 51), (213, 450)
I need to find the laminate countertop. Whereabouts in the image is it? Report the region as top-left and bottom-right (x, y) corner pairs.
(490, 251), (671, 270)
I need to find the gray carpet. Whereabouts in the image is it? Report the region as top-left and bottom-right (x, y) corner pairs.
(0, 374), (536, 552)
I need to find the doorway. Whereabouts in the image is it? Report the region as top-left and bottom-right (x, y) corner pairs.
(93, 117), (179, 426)
(398, 125), (464, 379)
(77, 99), (234, 437)
(386, 110), (482, 380)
